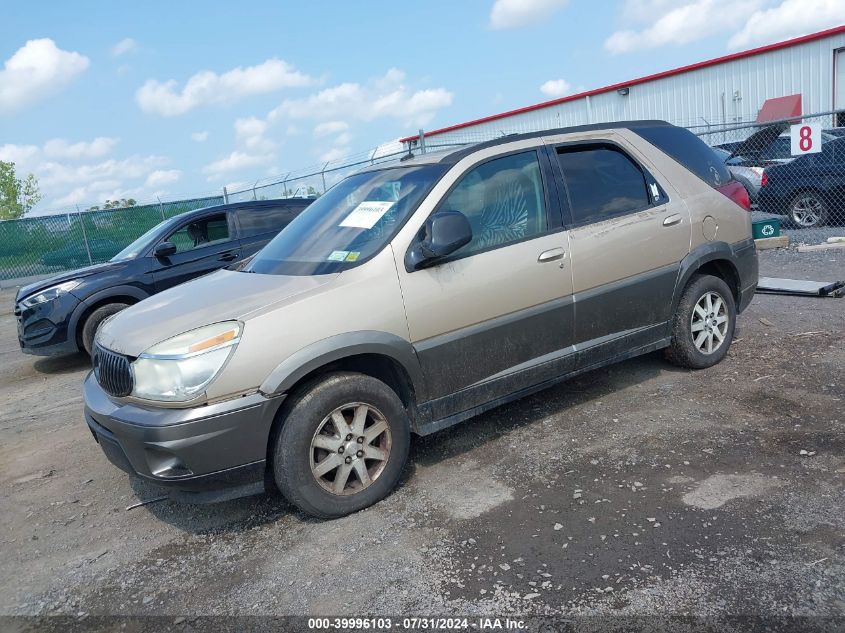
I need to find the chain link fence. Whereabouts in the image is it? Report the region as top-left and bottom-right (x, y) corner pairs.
(692, 111), (845, 247)
(3, 111), (842, 284)
(0, 196), (222, 282)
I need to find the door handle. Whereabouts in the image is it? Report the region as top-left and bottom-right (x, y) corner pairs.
(662, 213), (682, 227)
(538, 247), (566, 263)
(218, 252), (239, 262)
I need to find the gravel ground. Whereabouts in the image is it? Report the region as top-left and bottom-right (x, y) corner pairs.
(0, 248), (843, 628)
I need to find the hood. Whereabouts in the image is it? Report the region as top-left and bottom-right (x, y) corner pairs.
(728, 123), (787, 159)
(97, 269), (338, 356)
(16, 261), (127, 301)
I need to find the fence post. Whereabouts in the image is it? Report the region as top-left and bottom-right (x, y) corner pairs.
(222, 186), (229, 204)
(156, 196), (166, 220)
(76, 205), (93, 266)
(419, 129), (426, 154)
(321, 162), (329, 193)
(252, 179), (259, 201)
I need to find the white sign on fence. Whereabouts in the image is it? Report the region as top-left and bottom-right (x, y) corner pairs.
(790, 123), (822, 156)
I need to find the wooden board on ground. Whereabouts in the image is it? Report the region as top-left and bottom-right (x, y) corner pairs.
(755, 236), (789, 250)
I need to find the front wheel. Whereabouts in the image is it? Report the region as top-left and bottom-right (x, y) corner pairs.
(665, 274), (736, 370)
(81, 302), (130, 355)
(272, 372), (410, 518)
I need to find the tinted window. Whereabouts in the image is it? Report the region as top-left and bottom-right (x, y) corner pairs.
(237, 205), (304, 238)
(441, 151), (548, 257)
(557, 146), (649, 225)
(167, 213), (230, 253)
(633, 125), (731, 187)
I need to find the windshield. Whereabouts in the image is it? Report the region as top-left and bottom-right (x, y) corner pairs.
(110, 215), (181, 261)
(246, 164), (446, 276)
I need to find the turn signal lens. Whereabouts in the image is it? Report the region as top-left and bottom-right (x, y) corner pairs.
(188, 329), (237, 353)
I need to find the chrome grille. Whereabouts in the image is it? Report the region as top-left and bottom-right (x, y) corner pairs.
(93, 346), (133, 397)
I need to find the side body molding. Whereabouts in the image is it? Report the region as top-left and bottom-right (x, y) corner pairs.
(259, 330), (428, 402)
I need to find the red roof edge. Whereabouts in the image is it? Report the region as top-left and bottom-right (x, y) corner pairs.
(401, 24), (845, 144)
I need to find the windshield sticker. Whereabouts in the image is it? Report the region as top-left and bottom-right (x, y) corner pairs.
(327, 250), (350, 262)
(345, 251), (360, 262)
(339, 201), (394, 230)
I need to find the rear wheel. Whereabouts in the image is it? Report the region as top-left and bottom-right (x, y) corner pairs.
(272, 372), (410, 518)
(788, 192), (828, 228)
(665, 274), (736, 369)
(81, 302), (129, 355)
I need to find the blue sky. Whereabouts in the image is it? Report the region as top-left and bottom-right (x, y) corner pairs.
(1, 0), (843, 214)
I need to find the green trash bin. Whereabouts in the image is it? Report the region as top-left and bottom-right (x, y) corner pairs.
(752, 218), (781, 239)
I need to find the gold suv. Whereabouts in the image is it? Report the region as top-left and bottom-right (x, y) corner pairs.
(84, 121), (758, 518)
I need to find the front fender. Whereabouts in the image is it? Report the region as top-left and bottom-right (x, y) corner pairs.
(259, 330), (428, 402)
(68, 285), (151, 347)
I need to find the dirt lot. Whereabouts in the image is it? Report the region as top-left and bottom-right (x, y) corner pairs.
(0, 248), (843, 625)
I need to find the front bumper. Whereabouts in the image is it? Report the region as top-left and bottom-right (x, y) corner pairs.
(83, 372), (286, 502)
(16, 293), (82, 356)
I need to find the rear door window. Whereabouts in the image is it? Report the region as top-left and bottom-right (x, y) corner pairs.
(237, 205), (303, 238)
(556, 145), (650, 226)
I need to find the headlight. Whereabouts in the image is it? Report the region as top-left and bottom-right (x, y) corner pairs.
(131, 321), (241, 402)
(20, 280), (81, 308)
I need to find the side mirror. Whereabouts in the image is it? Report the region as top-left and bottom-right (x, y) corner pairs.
(405, 210), (473, 271)
(154, 241), (177, 258)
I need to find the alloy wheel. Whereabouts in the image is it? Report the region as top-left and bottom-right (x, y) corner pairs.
(309, 402), (392, 496)
(790, 195), (823, 227)
(690, 291), (729, 355)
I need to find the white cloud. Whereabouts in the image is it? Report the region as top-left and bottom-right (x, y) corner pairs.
(136, 58), (314, 116)
(314, 120), (349, 137)
(269, 68), (452, 127)
(43, 137), (119, 160)
(0, 143), (39, 165)
(191, 130), (209, 142)
(0, 138), (172, 209)
(145, 169), (181, 187)
(0, 39), (89, 115)
(235, 116), (275, 152)
(489, 0), (569, 29)
(605, 0), (765, 54)
(728, 0), (845, 49)
(202, 150), (274, 176)
(319, 147), (348, 163)
(540, 79), (572, 97)
(111, 38), (137, 57)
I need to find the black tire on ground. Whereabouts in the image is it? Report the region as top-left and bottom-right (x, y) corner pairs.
(81, 303), (130, 355)
(664, 274), (736, 370)
(271, 371), (410, 519)
(788, 191), (828, 228)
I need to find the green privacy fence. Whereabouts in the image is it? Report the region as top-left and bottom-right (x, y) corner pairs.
(0, 196), (223, 282)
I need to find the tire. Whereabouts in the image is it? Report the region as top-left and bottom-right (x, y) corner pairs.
(81, 303), (130, 355)
(272, 371), (410, 519)
(788, 191), (828, 228)
(664, 274), (736, 370)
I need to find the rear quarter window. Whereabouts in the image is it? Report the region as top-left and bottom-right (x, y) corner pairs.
(236, 205), (305, 239)
(632, 125), (731, 188)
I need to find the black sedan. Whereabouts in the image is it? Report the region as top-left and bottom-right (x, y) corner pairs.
(15, 198), (311, 357)
(758, 137), (845, 228)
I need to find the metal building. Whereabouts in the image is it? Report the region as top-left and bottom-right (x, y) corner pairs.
(402, 25), (845, 148)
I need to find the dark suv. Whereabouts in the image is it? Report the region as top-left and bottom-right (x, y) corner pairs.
(15, 198), (311, 357)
